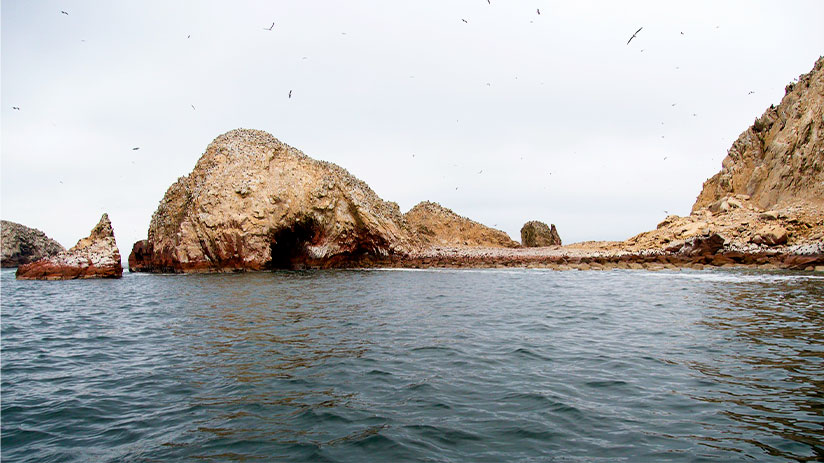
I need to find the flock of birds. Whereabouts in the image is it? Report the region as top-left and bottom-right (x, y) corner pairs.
(9, 7), (759, 201)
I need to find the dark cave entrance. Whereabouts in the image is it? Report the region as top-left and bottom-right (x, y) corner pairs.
(267, 219), (318, 270)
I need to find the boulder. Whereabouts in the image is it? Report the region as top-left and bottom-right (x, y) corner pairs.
(520, 221), (562, 247)
(1, 220), (65, 267)
(405, 201), (519, 248)
(676, 233), (726, 257)
(129, 129), (419, 272)
(16, 213), (122, 280)
(751, 225), (789, 246)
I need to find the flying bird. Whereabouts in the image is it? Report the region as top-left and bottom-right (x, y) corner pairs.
(537, 8), (540, 14)
(132, 147), (140, 151)
(264, 22), (274, 31)
(12, 106), (20, 110)
(60, 10), (68, 15)
(748, 91), (755, 95)
(187, 34), (191, 39)
(478, 170), (483, 174)
(288, 90), (292, 99)
(680, 31), (684, 35)
(461, 18), (468, 23)
(191, 104), (196, 110)
(627, 27), (642, 45)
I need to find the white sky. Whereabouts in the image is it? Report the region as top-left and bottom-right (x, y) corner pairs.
(2, 0), (823, 256)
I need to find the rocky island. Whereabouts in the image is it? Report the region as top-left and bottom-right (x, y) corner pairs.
(130, 56), (823, 273)
(16, 214), (123, 280)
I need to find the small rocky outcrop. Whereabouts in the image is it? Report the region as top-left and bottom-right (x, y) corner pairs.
(520, 221), (562, 247)
(16, 214), (123, 280)
(1, 220), (65, 267)
(404, 201), (519, 248)
(129, 129), (419, 272)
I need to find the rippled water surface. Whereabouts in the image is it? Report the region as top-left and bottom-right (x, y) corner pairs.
(2, 268), (823, 462)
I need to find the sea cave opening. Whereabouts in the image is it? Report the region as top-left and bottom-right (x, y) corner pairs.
(267, 219), (318, 270)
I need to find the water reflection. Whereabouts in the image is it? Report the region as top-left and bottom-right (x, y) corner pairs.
(687, 273), (824, 461)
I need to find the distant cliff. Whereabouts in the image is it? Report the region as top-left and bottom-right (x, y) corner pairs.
(1, 220), (65, 267)
(693, 56), (824, 212)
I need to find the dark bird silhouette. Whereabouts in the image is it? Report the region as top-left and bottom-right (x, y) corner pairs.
(461, 18), (468, 23)
(12, 106), (20, 110)
(671, 103), (677, 107)
(537, 8), (540, 14)
(627, 27), (642, 45)
(60, 10), (68, 15)
(663, 156), (668, 160)
(478, 170), (483, 174)
(288, 90), (292, 99)
(264, 22), (274, 31)
(487, 0), (490, 3)
(187, 34), (191, 39)
(132, 147), (140, 151)
(191, 104), (196, 110)
(680, 31), (684, 35)
(748, 91), (755, 95)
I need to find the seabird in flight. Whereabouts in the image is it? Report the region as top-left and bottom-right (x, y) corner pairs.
(627, 27), (642, 45)
(264, 22), (274, 31)
(61, 10), (68, 15)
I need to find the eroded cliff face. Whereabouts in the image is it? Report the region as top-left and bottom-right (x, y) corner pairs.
(405, 201), (519, 249)
(1, 220), (65, 267)
(16, 213), (122, 280)
(130, 129), (420, 272)
(693, 56), (824, 212)
(626, 56), (824, 255)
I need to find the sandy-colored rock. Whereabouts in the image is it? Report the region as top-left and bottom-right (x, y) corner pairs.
(1, 220), (65, 267)
(404, 201), (518, 249)
(520, 221), (562, 247)
(693, 56), (824, 212)
(751, 225), (789, 246)
(130, 129), (420, 272)
(16, 214), (122, 280)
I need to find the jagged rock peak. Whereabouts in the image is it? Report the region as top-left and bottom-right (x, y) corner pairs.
(16, 213), (122, 280)
(693, 56), (824, 212)
(405, 201), (519, 248)
(131, 129), (419, 272)
(1, 220), (65, 267)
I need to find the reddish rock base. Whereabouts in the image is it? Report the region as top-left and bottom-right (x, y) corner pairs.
(16, 260), (122, 280)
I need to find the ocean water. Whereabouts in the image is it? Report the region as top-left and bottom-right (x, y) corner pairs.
(1, 267), (823, 462)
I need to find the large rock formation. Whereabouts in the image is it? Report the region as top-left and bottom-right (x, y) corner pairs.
(520, 221), (562, 247)
(694, 56), (824, 212)
(1, 220), (65, 267)
(404, 201), (519, 248)
(626, 56), (824, 254)
(16, 214), (122, 280)
(129, 129), (419, 272)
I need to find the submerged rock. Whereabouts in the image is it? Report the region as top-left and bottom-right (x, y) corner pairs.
(129, 129), (419, 272)
(1, 220), (65, 267)
(16, 213), (122, 280)
(404, 201), (519, 248)
(520, 221), (562, 247)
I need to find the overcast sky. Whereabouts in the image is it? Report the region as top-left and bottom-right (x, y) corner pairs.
(2, 0), (823, 257)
